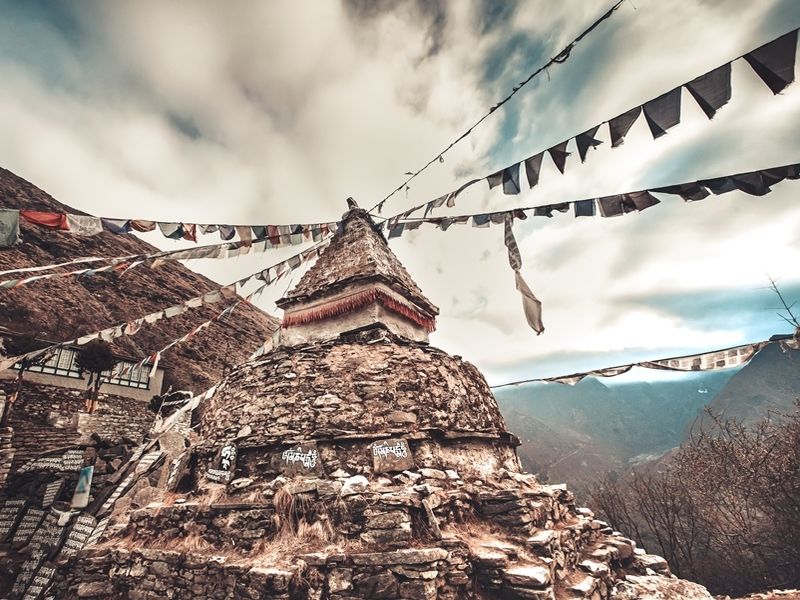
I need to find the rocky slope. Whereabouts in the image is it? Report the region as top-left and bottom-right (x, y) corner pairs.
(0, 167), (280, 393)
(495, 371), (733, 489)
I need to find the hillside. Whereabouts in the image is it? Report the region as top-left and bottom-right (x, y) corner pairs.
(495, 370), (735, 490)
(0, 167), (280, 393)
(704, 342), (800, 425)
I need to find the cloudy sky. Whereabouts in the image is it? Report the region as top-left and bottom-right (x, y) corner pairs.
(1, 0), (799, 385)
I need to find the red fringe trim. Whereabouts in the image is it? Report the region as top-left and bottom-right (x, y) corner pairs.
(283, 288), (436, 332)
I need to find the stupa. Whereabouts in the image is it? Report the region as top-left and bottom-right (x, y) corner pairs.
(50, 205), (714, 599)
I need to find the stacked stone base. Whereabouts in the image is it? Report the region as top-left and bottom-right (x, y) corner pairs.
(51, 464), (706, 599)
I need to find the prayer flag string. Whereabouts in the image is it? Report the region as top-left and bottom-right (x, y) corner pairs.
(380, 28), (798, 223)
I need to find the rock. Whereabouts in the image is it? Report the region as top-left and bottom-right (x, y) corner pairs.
(387, 410), (417, 424)
(502, 565), (551, 588)
(353, 572), (399, 599)
(77, 581), (112, 597)
(635, 554), (669, 573)
(419, 468), (447, 480)
(579, 559), (609, 577)
(236, 425), (252, 438)
(341, 475), (369, 496)
(230, 477), (254, 491)
(349, 547), (448, 566)
(614, 575), (714, 599)
(328, 568), (352, 593)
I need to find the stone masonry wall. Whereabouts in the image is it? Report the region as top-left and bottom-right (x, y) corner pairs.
(198, 328), (507, 449)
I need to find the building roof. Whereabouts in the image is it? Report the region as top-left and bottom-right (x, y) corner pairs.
(277, 208), (439, 316)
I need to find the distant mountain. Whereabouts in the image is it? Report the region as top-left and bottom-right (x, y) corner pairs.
(496, 341), (800, 493)
(495, 370), (735, 491)
(0, 167), (279, 392)
(703, 343), (800, 426)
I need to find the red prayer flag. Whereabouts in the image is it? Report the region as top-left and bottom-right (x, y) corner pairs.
(20, 210), (69, 230)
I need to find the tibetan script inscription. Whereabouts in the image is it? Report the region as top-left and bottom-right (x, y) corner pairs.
(0, 499), (26, 542)
(371, 438), (414, 473)
(62, 514), (96, 556)
(23, 564), (56, 600)
(42, 479), (65, 508)
(274, 442), (323, 476)
(207, 443), (237, 483)
(12, 507), (45, 545)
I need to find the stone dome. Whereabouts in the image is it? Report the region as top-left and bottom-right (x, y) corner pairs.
(196, 325), (513, 450)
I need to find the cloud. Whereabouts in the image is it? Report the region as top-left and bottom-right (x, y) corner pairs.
(0, 0), (799, 385)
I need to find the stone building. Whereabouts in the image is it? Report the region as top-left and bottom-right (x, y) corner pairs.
(2, 206), (715, 598)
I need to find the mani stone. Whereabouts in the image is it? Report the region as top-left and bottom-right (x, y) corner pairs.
(370, 438), (415, 473)
(272, 441), (323, 477)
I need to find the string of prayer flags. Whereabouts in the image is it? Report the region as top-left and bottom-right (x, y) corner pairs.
(0, 230), (333, 289)
(381, 27), (799, 223)
(504, 214), (544, 335)
(491, 334), (799, 389)
(383, 162), (799, 237)
(115, 280), (271, 382)
(0, 237), (331, 373)
(10, 207), (339, 246)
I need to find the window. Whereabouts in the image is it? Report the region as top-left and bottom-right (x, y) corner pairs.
(104, 360), (152, 390)
(12, 347), (152, 390)
(18, 347), (82, 379)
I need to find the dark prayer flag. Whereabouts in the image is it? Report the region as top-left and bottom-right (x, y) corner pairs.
(731, 172), (770, 196)
(685, 63), (732, 119)
(652, 182), (710, 202)
(574, 199), (596, 217)
(472, 214), (491, 227)
(218, 225), (236, 241)
(622, 191), (660, 212)
(524, 153), (544, 188)
(743, 29), (798, 95)
(547, 141), (571, 174)
(388, 223), (405, 239)
(487, 170), (503, 189)
(699, 176), (737, 195)
(502, 163), (522, 195)
(597, 195), (624, 217)
(608, 106), (641, 147)
(101, 218), (131, 234)
(642, 87), (681, 138)
(575, 126), (603, 162)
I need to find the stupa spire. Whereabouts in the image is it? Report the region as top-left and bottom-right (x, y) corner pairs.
(276, 199), (438, 346)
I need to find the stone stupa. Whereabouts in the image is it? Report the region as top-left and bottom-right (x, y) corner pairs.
(52, 205), (714, 599)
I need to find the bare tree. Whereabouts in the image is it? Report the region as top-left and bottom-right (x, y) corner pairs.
(589, 406), (800, 596)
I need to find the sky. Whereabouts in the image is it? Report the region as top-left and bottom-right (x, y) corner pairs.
(0, 0), (799, 385)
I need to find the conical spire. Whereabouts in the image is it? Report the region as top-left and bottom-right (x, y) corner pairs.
(277, 206), (438, 345)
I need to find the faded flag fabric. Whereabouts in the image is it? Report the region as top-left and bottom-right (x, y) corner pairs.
(743, 29), (798, 95)
(685, 63), (732, 119)
(575, 126), (603, 162)
(524, 153), (544, 188)
(608, 106), (641, 147)
(547, 141), (571, 174)
(642, 87), (681, 138)
(0, 209), (21, 248)
(504, 215), (544, 335)
(66, 215), (104, 236)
